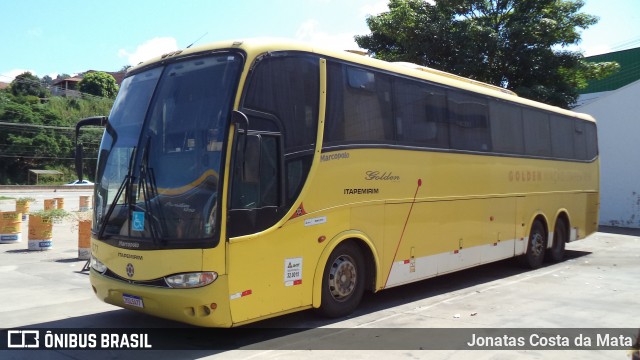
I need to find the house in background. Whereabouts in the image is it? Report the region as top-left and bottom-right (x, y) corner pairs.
(575, 47), (640, 228)
(51, 76), (83, 97)
(103, 70), (126, 86)
(50, 70), (126, 98)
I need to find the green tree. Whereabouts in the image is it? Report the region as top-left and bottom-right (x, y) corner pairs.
(0, 101), (72, 184)
(41, 75), (54, 86)
(10, 72), (49, 99)
(78, 71), (118, 98)
(0, 81), (113, 184)
(355, 0), (619, 108)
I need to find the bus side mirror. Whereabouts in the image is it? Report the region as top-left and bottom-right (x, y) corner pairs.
(231, 110), (254, 182)
(231, 110), (249, 135)
(75, 144), (84, 181)
(75, 116), (107, 182)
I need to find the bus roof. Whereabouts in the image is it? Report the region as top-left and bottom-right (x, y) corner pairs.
(128, 38), (595, 123)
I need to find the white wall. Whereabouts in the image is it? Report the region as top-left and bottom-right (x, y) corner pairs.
(575, 90), (612, 107)
(576, 80), (640, 228)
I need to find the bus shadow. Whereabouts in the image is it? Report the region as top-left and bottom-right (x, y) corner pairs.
(258, 248), (591, 327)
(8, 310), (325, 359)
(355, 249), (591, 316)
(54, 258), (87, 264)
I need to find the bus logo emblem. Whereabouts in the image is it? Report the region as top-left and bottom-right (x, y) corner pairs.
(126, 263), (135, 278)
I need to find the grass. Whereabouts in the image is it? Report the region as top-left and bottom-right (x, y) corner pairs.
(29, 208), (72, 221)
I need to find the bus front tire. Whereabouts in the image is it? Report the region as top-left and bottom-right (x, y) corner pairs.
(317, 242), (365, 318)
(547, 220), (567, 263)
(519, 220), (546, 269)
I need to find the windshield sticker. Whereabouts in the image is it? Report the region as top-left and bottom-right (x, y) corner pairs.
(304, 216), (327, 227)
(284, 257), (303, 286)
(132, 211), (145, 232)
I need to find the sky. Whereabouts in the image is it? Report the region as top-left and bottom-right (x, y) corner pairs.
(1, 0), (639, 82)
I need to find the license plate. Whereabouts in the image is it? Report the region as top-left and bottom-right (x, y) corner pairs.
(122, 294), (144, 308)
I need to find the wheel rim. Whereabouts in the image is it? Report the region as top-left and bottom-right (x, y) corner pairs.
(531, 232), (545, 256)
(328, 254), (357, 301)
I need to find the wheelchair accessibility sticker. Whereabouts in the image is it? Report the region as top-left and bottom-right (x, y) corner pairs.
(132, 211), (145, 231)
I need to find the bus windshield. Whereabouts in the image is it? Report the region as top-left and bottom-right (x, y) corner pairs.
(93, 53), (243, 248)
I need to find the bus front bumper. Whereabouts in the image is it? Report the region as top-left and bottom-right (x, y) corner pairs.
(90, 269), (233, 328)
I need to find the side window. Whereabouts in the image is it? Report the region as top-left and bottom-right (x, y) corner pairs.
(228, 133), (283, 238)
(242, 54), (320, 211)
(490, 100), (524, 154)
(394, 78), (449, 148)
(244, 55), (319, 153)
(550, 115), (574, 159)
(231, 134), (280, 210)
(573, 120), (588, 160)
(448, 92), (490, 152)
(285, 154), (312, 204)
(584, 121), (598, 160)
(523, 109), (551, 157)
(574, 119), (598, 161)
(325, 62), (394, 144)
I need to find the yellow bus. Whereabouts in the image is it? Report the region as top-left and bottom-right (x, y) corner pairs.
(77, 39), (599, 327)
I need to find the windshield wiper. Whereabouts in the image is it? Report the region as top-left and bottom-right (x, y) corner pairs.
(97, 147), (136, 240)
(138, 136), (166, 244)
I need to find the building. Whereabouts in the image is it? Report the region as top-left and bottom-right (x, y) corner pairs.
(50, 70), (126, 98)
(576, 47), (640, 107)
(575, 47), (640, 228)
(51, 76), (83, 97)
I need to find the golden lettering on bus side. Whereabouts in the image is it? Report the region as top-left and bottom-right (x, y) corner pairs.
(508, 170), (543, 182)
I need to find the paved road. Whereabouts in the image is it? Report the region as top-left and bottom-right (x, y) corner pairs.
(0, 187), (93, 213)
(0, 190), (638, 359)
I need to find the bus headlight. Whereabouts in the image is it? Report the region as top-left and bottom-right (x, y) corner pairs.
(90, 255), (107, 274)
(165, 272), (218, 288)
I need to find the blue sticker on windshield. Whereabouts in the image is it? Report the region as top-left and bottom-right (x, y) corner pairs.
(132, 211), (145, 232)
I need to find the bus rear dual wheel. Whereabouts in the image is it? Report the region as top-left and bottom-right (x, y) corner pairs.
(317, 241), (365, 318)
(520, 220), (547, 269)
(520, 219), (567, 269)
(547, 220), (567, 263)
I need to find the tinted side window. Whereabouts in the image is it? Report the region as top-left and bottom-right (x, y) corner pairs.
(242, 54), (319, 213)
(573, 120), (587, 160)
(285, 155), (311, 203)
(448, 92), (490, 152)
(584, 121), (598, 160)
(490, 100), (524, 154)
(523, 109), (551, 157)
(394, 78), (449, 148)
(244, 55), (319, 153)
(230, 134), (281, 209)
(550, 115), (574, 159)
(325, 62), (394, 144)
